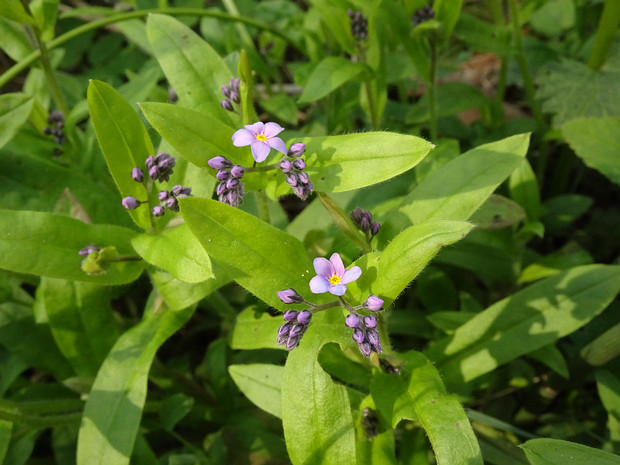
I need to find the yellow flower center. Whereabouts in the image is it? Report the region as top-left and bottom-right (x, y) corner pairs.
(329, 275), (341, 285)
(256, 134), (267, 141)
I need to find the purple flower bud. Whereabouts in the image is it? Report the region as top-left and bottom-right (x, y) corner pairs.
(367, 329), (380, 345)
(227, 190), (240, 207)
(370, 222), (381, 236)
(229, 78), (240, 93)
(293, 159), (306, 170)
(148, 166), (159, 180)
(359, 342), (372, 357)
(152, 205), (165, 217)
(297, 172), (309, 185)
(168, 87), (178, 103)
(229, 91), (240, 104)
(230, 165), (245, 179)
(286, 173), (298, 187)
(305, 181), (314, 197)
(221, 100), (234, 112)
(221, 85), (231, 98)
(216, 183), (227, 196)
(226, 178), (239, 189)
(78, 245), (100, 256)
(208, 156), (233, 170)
(283, 310), (298, 321)
(360, 216), (371, 232)
(131, 167), (144, 182)
(364, 315), (377, 329)
(297, 310), (312, 324)
(158, 191), (169, 201)
(289, 323), (305, 338)
(277, 333), (288, 346)
(171, 185), (183, 196)
(278, 289), (304, 304)
(292, 184), (305, 199)
(278, 322), (292, 336)
(165, 197), (179, 211)
(145, 155), (155, 170)
(288, 142), (306, 158)
(371, 340), (383, 354)
(345, 314), (360, 328)
(216, 170), (230, 181)
(352, 328), (365, 343)
(350, 207), (364, 225)
(177, 187), (192, 198)
(363, 295), (384, 312)
(122, 196), (141, 210)
(286, 336), (300, 350)
(280, 160), (293, 173)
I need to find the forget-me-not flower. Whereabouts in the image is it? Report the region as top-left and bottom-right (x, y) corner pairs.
(232, 122), (287, 163)
(309, 253), (362, 296)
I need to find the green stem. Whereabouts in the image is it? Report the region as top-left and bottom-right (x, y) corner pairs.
(0, 8), (298, 91)
(588, 0), (620, 70)
(428, 39), (438, 141)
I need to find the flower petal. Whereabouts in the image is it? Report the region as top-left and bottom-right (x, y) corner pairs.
(267, 136), (288, 155)
(232, 128), (255, 147)
(329, 283), (347, 296)
(250, 140), (270, 162)
(313, 257), (333, 277)
(309, 275), (330, 294)
(329, 253), (345, 277)
(263, 122), (284, 138)
(341, 266), (362, 284)
(246, 122), (264, 134)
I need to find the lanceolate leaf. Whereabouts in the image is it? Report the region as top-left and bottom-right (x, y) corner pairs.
(229, 364), (283, 419)
(426, 265), (620, 387)
(180, 198), (314, 310)
(520, 438), (620, 465)
(0, 93), (33, 150)
(77, 303), (195, 465)
(87, 80), (153, 230)
(298, 57), (366, 103)
(0, 209), (144, 285)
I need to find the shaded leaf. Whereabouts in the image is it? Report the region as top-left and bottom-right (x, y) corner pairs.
(229, 364), (283, 419)
(521, 438), (620, 465)
(0, 93), (34, 150)
(298, 57), (366, 103)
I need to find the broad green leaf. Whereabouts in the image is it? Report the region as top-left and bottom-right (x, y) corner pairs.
(30, 0), (59, 40)
(562, 117), (620, 186)
(132, 224), (212, 284)
(596, 370), (620, 447)
(470, 195), (526, 229)
(146, 14), (238, 126)
(530, 0), (575, 37)
(282, 311), (356, 465)
(537, 60), (620, 125)
(527, 344), (569, 379)
(426, 265), (620, 387)
(39, 278), (119, 377)
(0, 209), (144, 284)
(434, 0), (463, 43)
(0, 93), (34, 150)
(380, 133), (530, 243)
(581, 322), (620, 367)
(77, 302), (194, 465)
(159, 393), (194, 431)
(180, 198), (314, 310)
(150, 268), (228, 311)
(139, 102), (248, 168)
(87, 80), (153, 230)
(371, 351), (483, 465)
(0, 17), (33, 62)
(518, 245), (593, 284)
(300, 131), (434, 193)
(542, 194), (592, 234)
(0, 0), (34, 23)
(521, 438), (620, 465)
(307, 0), (355, 53)
(230, 306), (282, 350)
(509, 158), (541, 221)
(229, 364), (283, 419)
(298, 57), (366, 103)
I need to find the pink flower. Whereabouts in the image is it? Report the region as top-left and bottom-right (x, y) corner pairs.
(231, 122), (287, 163)
(309, 253), (362, 296)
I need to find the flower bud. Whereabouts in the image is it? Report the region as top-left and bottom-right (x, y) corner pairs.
(370, 222), (381, 236)
(177, 187), (192, 198)
(131, 167), (144, 182)
(364, 315), (377, 329)
(216, 183), (227, 196)
(217, 169), (230, 181)
(208, 156), (233, 170)
(165, 197), (179, 211)
(297, 172), (310, 185)
(350, 207), (364, 225)
(171, 185), (183, 196)
(226, 178), (239, 189)
(229, 78), (240, 93)
(278, 288), (304, 304)
(288, 142), (306, 158)
(359, 342), (372, 357)
(283, 310), (298, 321)
(286, 336), (300, 350)
(145, 155), (155, 170)
(231, 165), (245, 178)
(278, 322), (292, 336)
(363, 295), (384, 312)
(221, 99), (234, 112)
(280, 159), (293, 173)
(152, 205), (165, 217)
(122, 196), (141, 210)
(221, 85), (231, 98)
(352, 328), (365, 343)
(367, 329), (380, 346)
(286, 173), (298, 187)
(345, 314), (360, 328)
(158, 191), (169, 201)
(230, 91), (240, 104)
(297, 310), (312, 325)
(293, 159), (306, 170)
(289, 323), (305, 338)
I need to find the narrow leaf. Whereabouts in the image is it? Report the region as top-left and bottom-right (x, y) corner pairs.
(0, 93), (33, 150)
(298, 57), (366, 103)
(521, 438), (620, 465)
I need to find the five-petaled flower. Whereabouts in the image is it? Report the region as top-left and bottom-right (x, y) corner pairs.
(309, 253), (362, 296)
(232, 122), (287, 163)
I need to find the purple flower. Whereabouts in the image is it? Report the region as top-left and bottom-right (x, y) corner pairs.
(277, 288), (304, 304)
(232, 122), (287, 163)
(309, 253), (362, 296)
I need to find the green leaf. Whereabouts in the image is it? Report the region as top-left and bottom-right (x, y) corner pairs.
(380, 133), (530, 242)
(596, 369), (620, 448)
(40, 278), (119, 377)
(0, 419), (11, 464)
(371, 351), (483, 465)
(537, 60), (620, 125)
(434, 0), (463, 43)
(229, 364), (283, 419)
(542, 194), (592, 234)
(0, 93), (34, 150)
(527, 344), (569, 379)
(180, 198), (313, 310)
(150, 268), (228, 311)
(0, 0), (33, 23)
(159, 393), (194, 431)
(0, 209), (144, 284)
(509, 158), (542, 221)
(298, 57), (366, 103)
(132, 224), (212, 284)
(0, 17), (33, 62)
(300, 131), (434, 193)
(139, 102), (248, 168)
(530, 0), (575, 37)
(581, 322), (620, 367)
(87, 80), (154, 230)
(230, 306), (282, 351)
(146, 13), (238, 126)
(77, 302), (195, 465)
(470, 195), (526, 229)
(426, 265), (620, 387)
(520, 438), (620, 465)
(562, 117), (620, 187)
(282, 311), (357, 465)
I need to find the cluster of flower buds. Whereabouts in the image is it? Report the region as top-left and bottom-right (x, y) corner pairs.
(412, 4), (435, 26)
(280, 143), (314, 201)
(277, 309), (313, 350)
(351, 207), (381, 237)
(221, 78), (241, 112)
(208, 156), (246, 208)
(152, 185), (192, 216)
(43, 110), (65, 145)
(348, 10), (368, 41)
(346, 312), (382, 357)
(143, 152), (176, 183)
